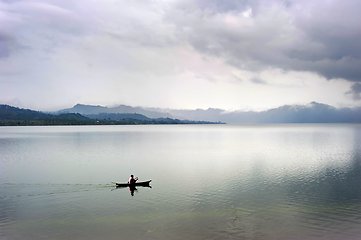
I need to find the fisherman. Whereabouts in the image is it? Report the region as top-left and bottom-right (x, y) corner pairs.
(128, 175), (137, 184)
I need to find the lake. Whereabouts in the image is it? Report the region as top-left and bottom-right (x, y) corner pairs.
(1, 124), (361, 239)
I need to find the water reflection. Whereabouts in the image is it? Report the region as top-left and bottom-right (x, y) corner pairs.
(214, 152), (361, 239)
(286, 155), (361, 205)
(114, 185), (152, 196)
(1, 125), (361, 239)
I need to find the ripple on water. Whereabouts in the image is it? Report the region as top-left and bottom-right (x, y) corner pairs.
(2, 124), (361, 239)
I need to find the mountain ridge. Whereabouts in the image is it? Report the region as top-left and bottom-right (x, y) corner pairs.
(2, 102), (361, 124)
(59, 103), (172, 118)
(0, 104), (221, 125)
(57, 102), (361, 124)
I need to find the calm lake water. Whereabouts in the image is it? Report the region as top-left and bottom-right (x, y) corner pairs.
(1, 124), (361, 239)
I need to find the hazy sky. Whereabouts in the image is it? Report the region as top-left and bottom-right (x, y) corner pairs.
(1, 0), (361, 111)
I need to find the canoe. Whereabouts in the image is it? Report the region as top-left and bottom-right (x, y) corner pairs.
(114, 180), (152, 187)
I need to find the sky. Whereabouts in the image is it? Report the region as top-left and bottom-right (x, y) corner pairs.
(1, 0), (361, 112)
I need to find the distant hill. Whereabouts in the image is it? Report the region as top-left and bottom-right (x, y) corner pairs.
(59, 104), (172, 118)
(167, 102), (361, 123)
(85, 113), (150, 121)
(0, 105), (221, 126)
(56, 102), (361, 124)
(0, 105), (93, 125)
(0, 104), (88, 121)
(58, 104), (107, 115)
(2, 102), (361, 125)
(0, 104), (48, 120)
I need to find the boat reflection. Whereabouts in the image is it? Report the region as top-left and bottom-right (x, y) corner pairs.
(114, 185), (152, 196)
(112, 180), (152, 196)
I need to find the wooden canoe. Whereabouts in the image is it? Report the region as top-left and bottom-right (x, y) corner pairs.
(114, 180), (152, 187)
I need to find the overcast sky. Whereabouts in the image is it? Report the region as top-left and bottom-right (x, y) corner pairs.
(1, 0), (361, 111)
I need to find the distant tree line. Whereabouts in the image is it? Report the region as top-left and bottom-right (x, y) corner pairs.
(0, 105), (222, 126)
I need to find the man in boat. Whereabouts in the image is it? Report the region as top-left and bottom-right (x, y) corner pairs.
(128, 175), (138, 184)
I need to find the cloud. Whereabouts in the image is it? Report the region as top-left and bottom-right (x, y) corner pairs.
(250, 77), (267, 85)
(346, 83), (361, 100)
(0, 34), (17, 58)
(167, 0), (361, 85)
(0, 0), (93, 60)
(2, 0), (360, 82)
(1, 0), (361, 110)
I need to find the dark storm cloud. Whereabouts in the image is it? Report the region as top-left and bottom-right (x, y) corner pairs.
(168, 0), (361, 84)
(346, 83), (361, 100)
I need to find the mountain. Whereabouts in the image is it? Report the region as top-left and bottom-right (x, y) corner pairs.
(167, 102), (361, 124)
(0, 105), (221, 125)
(59, 104), (107, 115)
(0, 104), (92, 125)
(2, 102), (361, 125)
(0, 104), (48, 120)
(59, 104), (172, 118)
(56, 102), (361, 124)
(85, 113), (150, 121)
